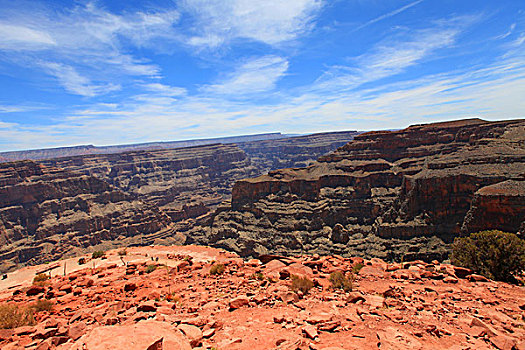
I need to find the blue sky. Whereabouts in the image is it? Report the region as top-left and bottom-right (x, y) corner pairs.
(0, 0), (523, 151)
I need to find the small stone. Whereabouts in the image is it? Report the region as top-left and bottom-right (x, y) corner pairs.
(302, 325), (318, 339)
(178, 324), (203, 347)
(229, 296), (250, 310)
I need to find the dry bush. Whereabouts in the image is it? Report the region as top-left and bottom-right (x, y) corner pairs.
(329, 271), (354, 292)
(452, 230), (525, 282)
(92, 250), (106, 259)
(290, 275), (314, 294)
(145, 265), (157, 274)
(0, 304), (35, 329)
(210, 263), (225, 275)
(32, 299), (54, 313)
(33, 273), (49, 286)
(352, 262), (364, 274)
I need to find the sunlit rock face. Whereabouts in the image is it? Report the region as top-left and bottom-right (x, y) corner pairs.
(208, 119), (525, 261)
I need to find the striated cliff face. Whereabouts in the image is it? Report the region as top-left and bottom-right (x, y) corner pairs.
(0, 161), (170, 272)
(238, 131), (359, 174)
(206, 119), (525, 261)
(41, 144), (259, 222)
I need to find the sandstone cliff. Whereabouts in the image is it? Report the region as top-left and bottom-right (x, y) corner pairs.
(238, 131), (359, 174)
(40, 144), (259, 222)
(0, 161), (170, 272)
(206, 119), (525, 261)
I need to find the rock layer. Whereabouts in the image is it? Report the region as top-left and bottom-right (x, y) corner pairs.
(0, 161), (170, 272)
(207, 119), (525, 261)
(41, 144), (258, 222)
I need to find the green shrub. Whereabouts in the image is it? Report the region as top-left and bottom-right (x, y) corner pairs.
(92, 251), (106, 259)
(329, 271), (353, 292)
(290, 275), (314, 294)
(250, 272), (265, 281)
(32, 299), (54, 313)
(0, 304), (35, 329)
(145, 265), (157, 274)
(352, 262), (364, 274)
(33, 273), (49, 285)
(451, 230), (525, 282)
(210, 263), (225, 275)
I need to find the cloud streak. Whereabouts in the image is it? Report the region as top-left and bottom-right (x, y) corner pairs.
(352, 0), (424, 32)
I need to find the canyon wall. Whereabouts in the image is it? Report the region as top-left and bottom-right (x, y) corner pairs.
(0, 161), (170, 272)
(204, 119), (525, 261)
(41, 144), (258, 222)
(0, 131), (358, 271)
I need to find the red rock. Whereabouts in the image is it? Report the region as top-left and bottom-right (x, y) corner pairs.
(443, 276), (458, 284)
(302, 324), (318, 339)
(124, 282), (137, 291)
(365, 295), (386, 308)
(346, 292), (365, 304)
(177, 324), (203, 347)
(279, 291), (299, 303)
(470, 317), (499, 337)
(69, 320), (191, 350)
(468, 274), (490, 282)
(453, 266), (473, 279)
(491, 335), (517, 350)
(67, 322), (87, 340)
(283, 262), (314, 279)
(137, 300), (157, 312)
(26, 285), (45, 296)
(59, 284), (72, 293)
(229, 295), (250, 309)
(202, 328), (215, 338)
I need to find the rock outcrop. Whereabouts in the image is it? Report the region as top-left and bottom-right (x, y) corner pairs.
(238, 131), (359, 174)
(40, 144), (259, 222)
(207, 119), (525, 261)
(0, 161), (170, 272)
(0, 133), (287, 162)
(1, 245), (524, 349)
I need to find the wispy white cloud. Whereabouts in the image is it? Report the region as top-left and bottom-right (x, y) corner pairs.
(41, 62), (120, 97)
(0, 23), (56, 50)
(314, 17), (474, 92)
(142, 83), (187, 97)
(352, 0), (424, 32)
(202, 56), (289, 96)
(0, 2), (179, 96)
(2, 53), (523, 151)
(180, 0), (323, 48)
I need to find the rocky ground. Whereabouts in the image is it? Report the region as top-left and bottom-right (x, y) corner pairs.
(0, 245), (524, 349)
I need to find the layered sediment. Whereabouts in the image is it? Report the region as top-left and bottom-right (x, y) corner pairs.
(0, 161), (170, 272)
(206, 119), (525, 261)
(41, 144), (259, 222)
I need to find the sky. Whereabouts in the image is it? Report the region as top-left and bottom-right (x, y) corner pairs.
(0, 0), (524, 151)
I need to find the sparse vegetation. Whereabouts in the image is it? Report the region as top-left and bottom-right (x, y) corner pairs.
(210, 263), (226, 275)
(78, 257), (86, 265)
(352, 262), (364, 275)
(451, 230), (525, 282)
(32, 299), (54, 313)
(33, 273), (49, 285)
(0, 303), (35, 329)
(250, 272), (265, 281)
(329, 271), (353, 292)
(145, 265), (157, 274)
(92, 250), (106, 259)
(290, 275), (314, 294)
(118, 249), (127, 256)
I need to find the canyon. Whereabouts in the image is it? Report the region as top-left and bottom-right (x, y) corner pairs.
(0, 131), (358, 272)
(204, 119), (525, 261)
